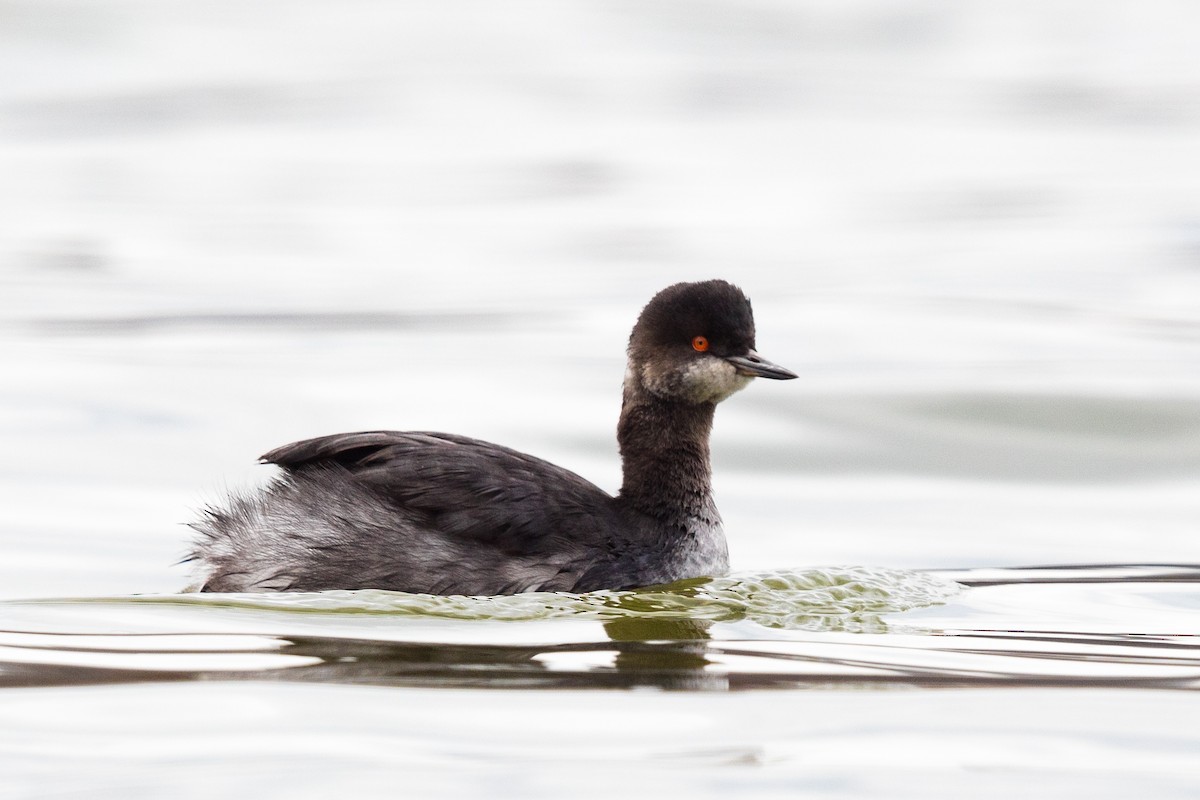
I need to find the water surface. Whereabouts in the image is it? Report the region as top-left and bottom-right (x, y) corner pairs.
(2, 1), (1200, 798)
(1, 566), (1198, 799)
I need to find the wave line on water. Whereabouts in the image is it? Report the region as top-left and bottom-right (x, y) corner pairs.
(19, 567), (962, 632)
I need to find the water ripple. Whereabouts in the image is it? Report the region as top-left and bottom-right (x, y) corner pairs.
(118, 566), (961, 631)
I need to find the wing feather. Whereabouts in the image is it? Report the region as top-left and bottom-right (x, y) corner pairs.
(263, 431), (620, 554)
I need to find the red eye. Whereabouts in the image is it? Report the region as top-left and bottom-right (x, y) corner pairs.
(692, 336), (709, 352)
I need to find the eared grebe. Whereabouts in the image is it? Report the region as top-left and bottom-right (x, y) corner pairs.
(188, 280), (796, 594)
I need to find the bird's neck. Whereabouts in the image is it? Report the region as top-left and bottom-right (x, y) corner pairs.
(616, 380), (718, 525)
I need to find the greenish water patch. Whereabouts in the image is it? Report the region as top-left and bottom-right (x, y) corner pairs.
(88, 567), (959, 632)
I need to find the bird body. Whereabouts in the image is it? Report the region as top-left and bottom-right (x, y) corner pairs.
(188, 280), (795, 594)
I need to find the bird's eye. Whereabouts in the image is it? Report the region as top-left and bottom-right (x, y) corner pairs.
(691, 336), (709, 352)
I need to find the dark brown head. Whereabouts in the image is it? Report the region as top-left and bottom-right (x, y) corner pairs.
(626, 280), (796, 404)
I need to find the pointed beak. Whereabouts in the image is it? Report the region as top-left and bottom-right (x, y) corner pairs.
(724, 350), (798, 380)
